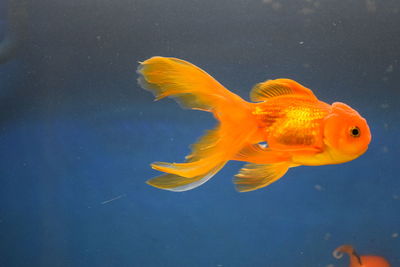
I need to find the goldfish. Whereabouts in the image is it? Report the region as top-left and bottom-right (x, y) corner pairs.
(137, 56), (371, 192)
(333, 245), (390, 267)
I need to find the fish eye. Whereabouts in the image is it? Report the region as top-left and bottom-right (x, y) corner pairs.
(350, 126), (360, 137)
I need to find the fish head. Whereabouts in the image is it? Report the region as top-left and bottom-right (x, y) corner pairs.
(323, 102), (371, 162)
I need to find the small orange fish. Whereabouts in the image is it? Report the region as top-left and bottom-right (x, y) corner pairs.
(333, 245), (390, 267)
(138, 57), (371, 192)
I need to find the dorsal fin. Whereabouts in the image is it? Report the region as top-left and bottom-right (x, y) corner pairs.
(250, 78), (317, 102)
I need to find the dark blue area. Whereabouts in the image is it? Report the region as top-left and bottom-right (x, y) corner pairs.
(0, 0), (399, 266)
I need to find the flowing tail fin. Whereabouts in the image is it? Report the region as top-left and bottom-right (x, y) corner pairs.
(137, 57), (249, 115)
(138, 57), (256, 191)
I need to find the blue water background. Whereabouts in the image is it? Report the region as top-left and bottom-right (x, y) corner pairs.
(0, 0), (399, 266)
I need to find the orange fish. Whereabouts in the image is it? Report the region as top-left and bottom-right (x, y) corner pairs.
(137, 57), (371, 192)
(333, 245), (390, 267)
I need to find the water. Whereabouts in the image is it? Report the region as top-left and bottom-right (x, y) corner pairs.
(0, 0), (399, 266)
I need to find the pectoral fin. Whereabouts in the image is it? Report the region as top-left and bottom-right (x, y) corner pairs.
(234, 162), (291, 192)
(233, 143), (291, 164)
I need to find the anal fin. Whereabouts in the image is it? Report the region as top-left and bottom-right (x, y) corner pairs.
(234, 162), (291, 192)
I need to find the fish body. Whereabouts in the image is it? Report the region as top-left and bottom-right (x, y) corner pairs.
(333, 245), (390, 267)
(137, 57), (371, 192)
